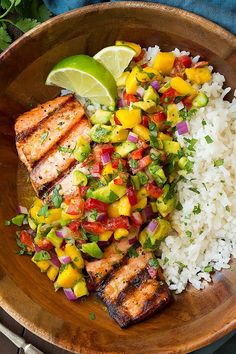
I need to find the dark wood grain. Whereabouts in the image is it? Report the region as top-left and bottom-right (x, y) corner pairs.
(0, 2), (236, 354)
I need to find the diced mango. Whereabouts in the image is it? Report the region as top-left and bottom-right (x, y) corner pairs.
(137, 186), (148, 201)
(47, 265), (59, 282)
(32, 255), (50, 272)
(133, 124), (150, 141)
(73, 278), (89, 298)
(118, 195), (131, 216)
(167, 104), (181, 126)
(163, 140), (181, 154)
(61, 210), (80, 221)
(158, 132), (172, 141)
(125, 66), (140, 94)
(116, 109), (141, 129)
(56, 264), (82, 288)
(99, 231), (113, 241)
(64, 243), (84, 269)
(55, 247), (65, 258)
(132, 197), (147, 211)
(153, 52), (175, 74)
(116, 71), (130, 87)
(150, 219), (172, 244)
(170, 77), (196, 96)
(109, 180), (126, 198)
(102, 162), (114, 175)
(110, 126), (129, 143)
(185, 67), (212, 84)
(107, 200), (120, 218)
(30, 199), (62, 224)
(114, 228), (129, 240)
(115, 40), (141, 57)
(143, 66), (163, 82)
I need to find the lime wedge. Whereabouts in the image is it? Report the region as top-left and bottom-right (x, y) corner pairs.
(46, 55), (117, 107)
(93, 45), (136, 80)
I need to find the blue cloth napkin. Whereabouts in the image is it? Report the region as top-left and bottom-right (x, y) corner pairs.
(43, 0), (236, 34)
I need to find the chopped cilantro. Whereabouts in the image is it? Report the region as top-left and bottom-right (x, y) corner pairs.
(128, 246), (138, 258)
(89, 210), (98, 221)
(176, 261), (187, 270)
(149, 122), (158, 148)
(40, 131), (49, 143)
(148, 258), (159, 268)
(204, 265), (213, 273)
(189, 187), (200, 194)
(34, 250), (51, 262)
(186, 230), (192, 238)
(51, 185), (62, 208)
(175, 201), (183, 211)
(37, 203), (49, 217)
(16, 234), (32, 256)
(88, 234), (99, 242)
(89, 312), (96, 320)
(202, 183), (207, 191)
(163, 257), (169, 265)
(129, 159), (138, 169)
(193, 203), (201, 214)
(205, 135), (213, 144)
(225, 205), (230, 212)
(214, 159), (224, 167)
(202, 119), (207, 126)
(57, 145), (74, 154)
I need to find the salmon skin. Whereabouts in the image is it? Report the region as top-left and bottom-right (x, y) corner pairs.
(14, 95), (90, 199)
(86, 234), (172, 328)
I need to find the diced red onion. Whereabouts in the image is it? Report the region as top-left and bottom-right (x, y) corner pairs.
(63, 288), (77, 301)
(127, 132), (138, 143)
(128, 237), (137, 245)
(18, 205), (28, 214)
(118, 98), (125, 108)
(34, 244), (42, 252)
(96, 212), (107, 222)
(101, 152), (111, 166)
(59, 255), (72, 264)
(176, 101), (185, 111)
(56, 227), (70, 238)
(145, 205), (155, 219)
(150, 80), (161, 92)
(50, 253), (60, 268)
(136, 86), (145, 98)
(91, 172), (100, 178)
(147, 219), (158, 234)
(131, 212), (143, 226)
(176, 121), (189, 135)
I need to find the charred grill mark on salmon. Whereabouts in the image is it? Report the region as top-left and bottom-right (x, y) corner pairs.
(86, 246), (171, 328)
(30, 118), (90, 196)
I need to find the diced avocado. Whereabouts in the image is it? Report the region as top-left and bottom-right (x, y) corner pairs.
(163, 140), (181, 154)
(88, 185), (118, 204)
(90, 109), (113, 125)
(159, 81), (170, 93)
(46, 228), (63, 248)
(148, 162), (167, 185)
(56, 264), (82, 288)
(28, 217), (37, 230)
(73, 170), (88, 186)
(156, 184), (176, 217)
(143, 86), (159, 103)
(73, 136), (91, 162)
(110, 126), (129, 143)
(115, 141), (137, 158)
(150, 219), (171, 245)
(131, 175), (140, 191)
(133, 100), (156, 113)
(81, 242), (103, 259)
(137, 171), (149, 185)
(109, 180), (126, 198)
(11, 214), (25, 226)
(90, 124), (112, 143)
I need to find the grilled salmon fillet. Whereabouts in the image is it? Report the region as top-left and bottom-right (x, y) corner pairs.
(15, 94), (90, 199)
(86, 236), (171, 328)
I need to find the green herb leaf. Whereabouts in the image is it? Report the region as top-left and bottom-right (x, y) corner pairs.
(189, 187), (200, 194)
(128, 246), (138, 258)
(205, 135), (213, 144)
(51, 185), (62, 208)
(204, 265), (213, 273)
(214, 159), (224, 167)
(225, 205), (230, 212)
(163, 256), (169, 265)
(57, 145), (74, 154)
(202, 119), (207, 126)
(37, 4), (52, 22)
(11, 214), (25, 226)
(193, 203), (201, 214)
(202, 182), (207, 191)
(34, 250), (51, 262)
(185, 230), (192, 238)
(175, 201), (183, 211)
(148, 258), (159, 268)
(176, 261), (187, 270)
(37, 203), (49, 217)
(15, 18), (40, 32)
(88, 234), (99, 242)
(0, 26), (12, 51)
(129, 159), (138, 169)
(40, 131), (48, 143)
(89, 312), (96, 320)
(149, 122), (158, 148)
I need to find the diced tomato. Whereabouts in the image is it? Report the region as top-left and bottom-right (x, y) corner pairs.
(142, 115), (149, 127)
(182, 95), (195, 109)
(131, 211), (143, 226)
(171, 58), (185, 77)
(93, 144), (114, 162)
(131, 147), (144, 160)
(91, 162), (102, 176)
(68, 220), (81, 233)
(160, 88), (177, 104)
(85, 198), (108, 212)
(112, 158), (127, 169)
(20, 230), (34, 251)
(114, 172), (129, 185)
(37, 238), (54, 251)
(127, 187), (138, 206)
(152, 111), (166, 125)
(82, 221), (105, 235)
(80, 185), (89, 197)
(134, 49), (145, 62)
(114, 114), (121, 125)
(105, 216), (129, 231)
(141, 63), (148, 68)
(133, 155), (152, 173)
(123, 91), (139, 106)
(146, 182), (163, 199)
(66, 196), (84, 216)
(179, 55), (192, 68)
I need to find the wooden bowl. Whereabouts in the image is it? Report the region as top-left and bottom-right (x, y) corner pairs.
(0, 2), (236, 353)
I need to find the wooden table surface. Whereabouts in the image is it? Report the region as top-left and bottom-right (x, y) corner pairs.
(1, 306), (236, 354)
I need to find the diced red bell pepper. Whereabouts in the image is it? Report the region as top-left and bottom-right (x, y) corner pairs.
(66, 196), (84, 216)
(37, 238), (54, 251)
(123, 91), (139, 106)
(152, 111), (166, 125)
(85, 198), (108, 212)
(146, 182), (163, 199)
(91, 162), (102, 176)
(131, 211), (143, 226)
(112, 158), (127, 169)
(179, 55), (192, 68)
(126, 186), (138, 206)
(68, 220), (81, 233)
(20, 230), (34, 251)
(171, 58), (185, 77)
(134, 49), (145, 62)
(105, 216), (129, 231)
(82, 221), (105, 235)
(93, 144), (114, 162)
(80, 185), (89, 198)
(160, 88), (177, 104)
(133, 155), (152, 173)
(182, 95), (195, 109)
(142, 115), (149, 127)
(114, 172), (129, 185)
(130, 147), (144, 160)
(114, 114), (121, 125)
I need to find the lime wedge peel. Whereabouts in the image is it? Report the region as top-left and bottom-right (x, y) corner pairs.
(93, 45), (136, 80)
(46, 55), (117, 108)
